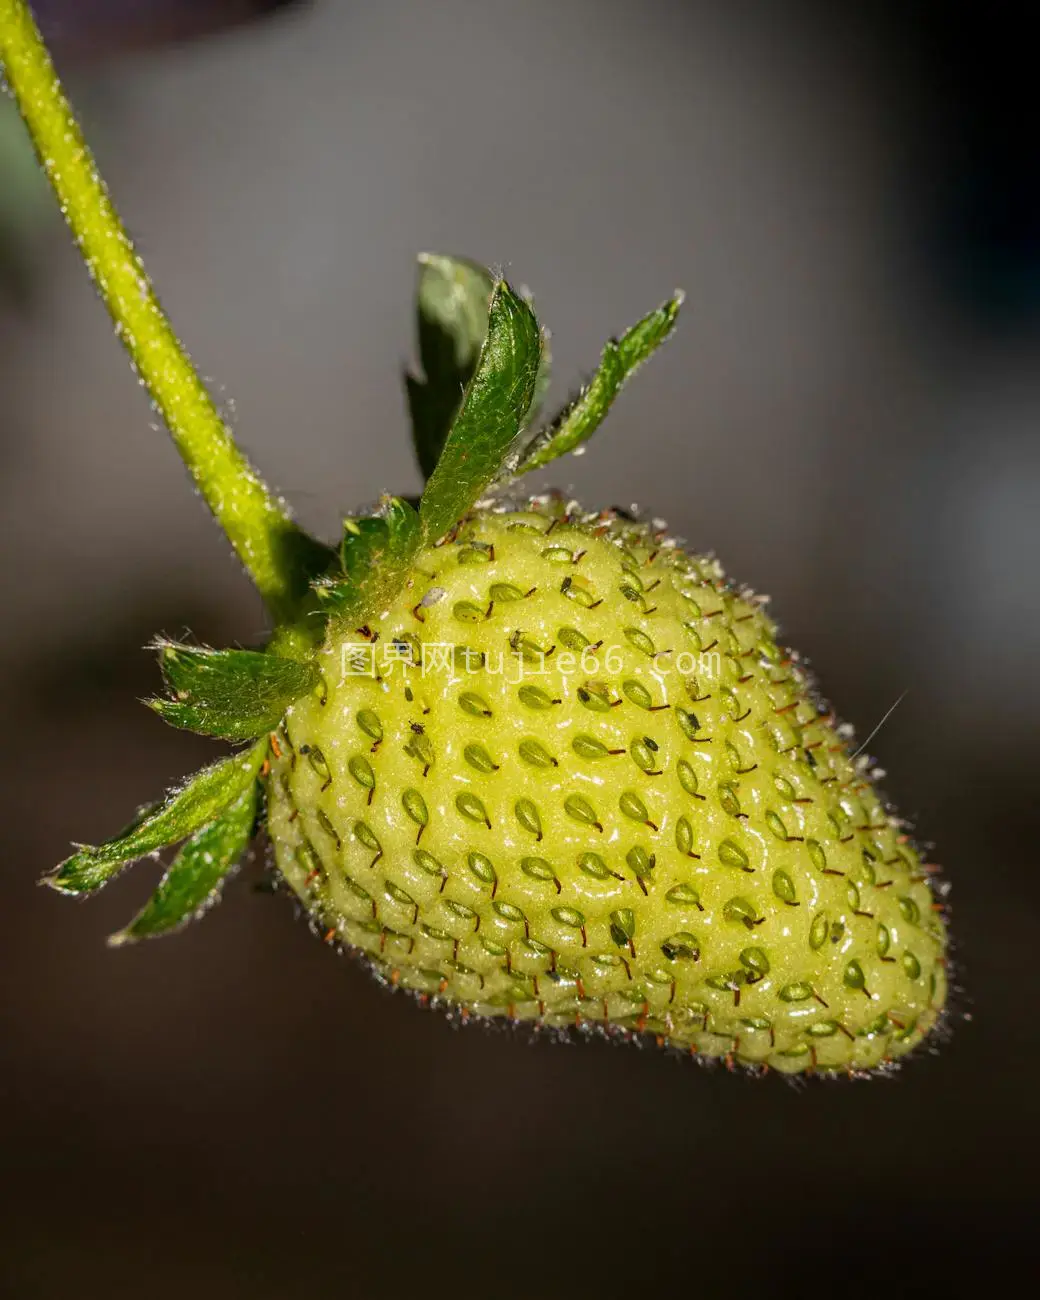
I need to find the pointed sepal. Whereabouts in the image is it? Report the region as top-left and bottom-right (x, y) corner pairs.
(148, 641), (320, 740)
(108, 780), (260, 944)
(419, 279), (541, 542)
(516, 292), (682, 473)
(405, 253), (497, 481)
(44, 742), (267, 896)
(313, 495), (421, 625)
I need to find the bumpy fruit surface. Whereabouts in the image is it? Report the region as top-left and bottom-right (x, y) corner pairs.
(268, 497), (947, 1074)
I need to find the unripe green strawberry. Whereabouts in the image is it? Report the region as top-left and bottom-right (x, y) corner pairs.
(39, 233), (950, 1078)
(267, 496), (947, 1075)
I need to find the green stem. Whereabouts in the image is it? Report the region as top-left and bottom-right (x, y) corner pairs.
(0, 0), (326, 623)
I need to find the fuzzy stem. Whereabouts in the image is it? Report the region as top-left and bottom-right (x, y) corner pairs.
(0, 0), (325, 622)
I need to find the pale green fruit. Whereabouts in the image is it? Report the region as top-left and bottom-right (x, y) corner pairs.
(267, 497), (947, 1075)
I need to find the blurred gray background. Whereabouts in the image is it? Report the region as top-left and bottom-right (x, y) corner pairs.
(2, 2), (1038, 1296)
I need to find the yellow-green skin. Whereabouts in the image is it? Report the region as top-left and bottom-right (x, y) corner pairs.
(267, 498), (947, 1075)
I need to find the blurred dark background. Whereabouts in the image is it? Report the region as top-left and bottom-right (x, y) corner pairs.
(2, 2), (1038, 1296)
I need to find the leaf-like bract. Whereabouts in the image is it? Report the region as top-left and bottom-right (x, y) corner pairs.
(149, 642), (320, 740)
(516, 292), (682, 472)
(44, 742), (267, 895)
(406, 253), (496, 481)
(419, 280), (541, 542)
(313, 496), (421, 625)
(109, 781), (259, 944)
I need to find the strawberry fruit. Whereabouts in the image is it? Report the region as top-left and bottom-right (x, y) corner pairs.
(44, 254), (949, 1075)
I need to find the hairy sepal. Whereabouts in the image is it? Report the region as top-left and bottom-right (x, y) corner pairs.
(44, 741), (267, 895)
(148, 641), (320, 740)
(313, 496), (421, 626)
(109, 781), (260, 944)
(419, 280), (541, 543)
(516, 292), (682, 472)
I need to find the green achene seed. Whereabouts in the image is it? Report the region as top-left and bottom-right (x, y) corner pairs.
(626, 845), (654, 878)
(353, 821), (381, 852)
(413, 849), (446, 879)
(677, 759), (701, 797)
(564, 795), (601, 829)
(552, 906), (585, 929)
(467, 851), (497, 887)
(442, 898), (477, 923)
(665, 882), (702, 908)
(765, 810), (789, 841)
(623, 679), (653, 709)
(772, 869), (798, 905)
(456, 792), (490, 827)
(307, 746), (332, 784)
(517, 685), (556, 710)
(630, 739), (659, 773)
(739, 946), (770, 980)
(316, 808), (340, 845)
(573, 734), (612, 760)
(661, 932), (700, 961)
(558, 627), (591, 652)
(809, 912), (829, 950)
(619, 790), (650, 823)
(458, 691), (492, 717)
(610, 908), (636, 946)
(718, 783), (742, 817)
(624, 628), (655, 656)
(577, 852), (613, 880)
(561, 576), (598, 606)
(385, 880), (417, 908)
(675, 816), (697, 857)
(577, 685), (613, 713)
(402, 788), (428, 829)
(348, 755), (375, 791)
(453, 599), (486, 623)
(520, 856), (556, 884)
(774, 774), (797, 800)
(723, 896), (759, 928)
(515, 798), (542, 838)
(356, 709), (383, 742)
(718, 838), (751, 872)
(518, 738), (557, 768)
(464, 743), (498, 773)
